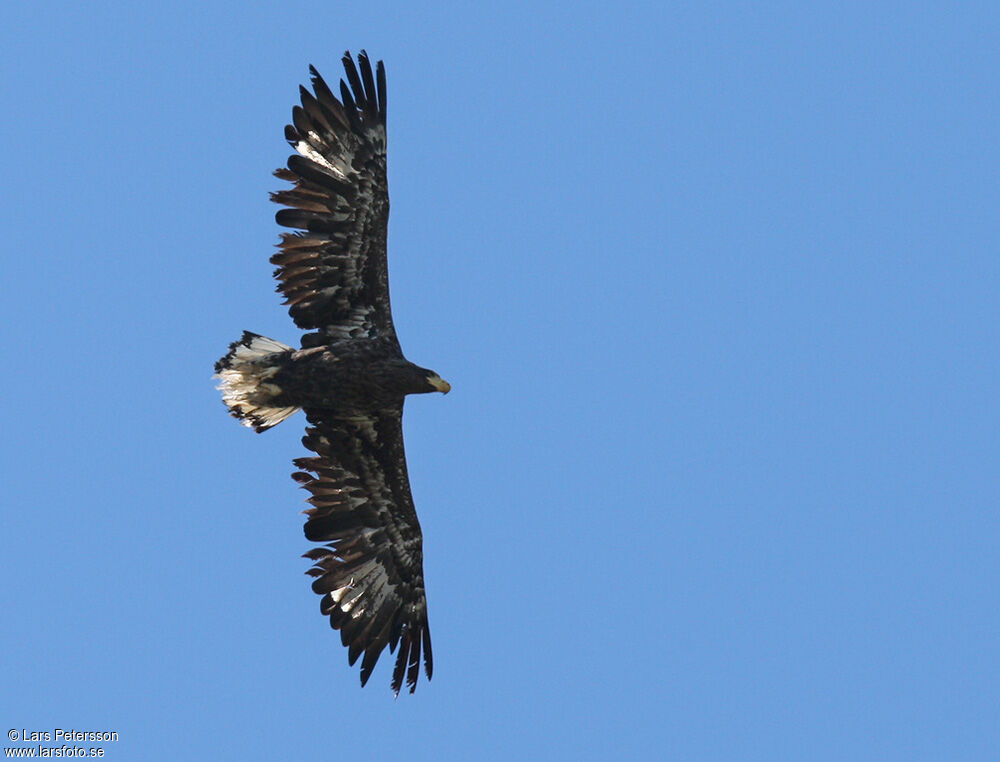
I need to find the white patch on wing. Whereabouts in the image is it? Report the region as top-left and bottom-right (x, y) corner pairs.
(340, 589), (365, 614)
(325, 561), (392, 618)
(295, 138), (351, 179)
(330, 584), (353, 604)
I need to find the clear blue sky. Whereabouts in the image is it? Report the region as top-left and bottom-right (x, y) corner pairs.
(2, 1), (998, 759)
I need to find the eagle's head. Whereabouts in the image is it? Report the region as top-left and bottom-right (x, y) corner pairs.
(399, 361), (450, 395)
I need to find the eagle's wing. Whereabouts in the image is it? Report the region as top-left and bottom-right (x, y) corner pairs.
(295, 408), (432, 695)
(271, 51), (395, 347)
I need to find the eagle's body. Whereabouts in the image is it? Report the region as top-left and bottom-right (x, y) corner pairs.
(246, 336), (440, 413)
(214, 52), (448, 695)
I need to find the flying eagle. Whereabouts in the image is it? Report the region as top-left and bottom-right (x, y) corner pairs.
(214, 51), (449, 695)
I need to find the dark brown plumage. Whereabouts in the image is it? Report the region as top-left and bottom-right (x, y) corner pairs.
(214, 51), (448, 695)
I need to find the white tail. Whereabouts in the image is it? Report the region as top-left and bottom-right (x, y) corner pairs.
(214, 332), (300, 432)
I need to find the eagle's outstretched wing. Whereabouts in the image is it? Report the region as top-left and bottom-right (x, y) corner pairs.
(271, 51), (394, 347)
(295, 408), (432, 695)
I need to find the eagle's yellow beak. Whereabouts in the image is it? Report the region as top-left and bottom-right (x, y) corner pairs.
(428, 376), (451, 394)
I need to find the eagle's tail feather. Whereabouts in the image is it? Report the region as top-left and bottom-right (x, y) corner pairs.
(214, 331), (300, 432)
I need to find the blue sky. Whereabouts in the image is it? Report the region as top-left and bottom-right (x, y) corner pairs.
(2, 1), (998, 759)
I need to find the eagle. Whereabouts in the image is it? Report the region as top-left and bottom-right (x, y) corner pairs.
(214, 51), (449, 695)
